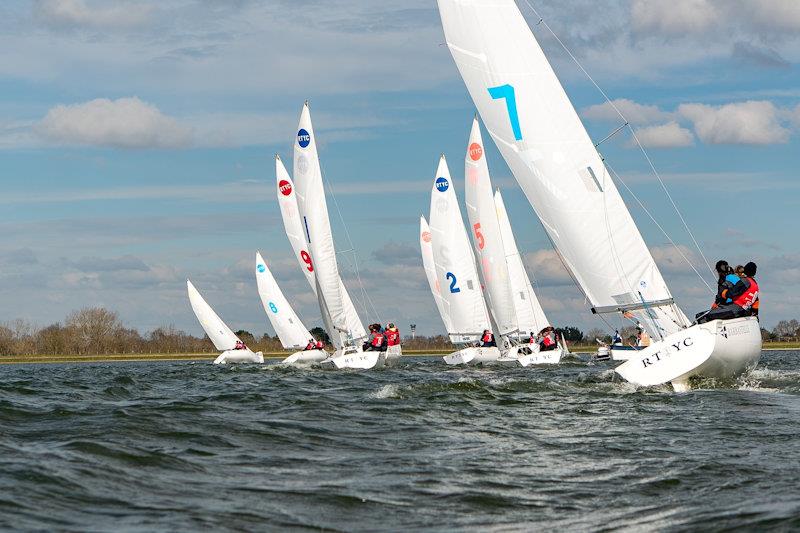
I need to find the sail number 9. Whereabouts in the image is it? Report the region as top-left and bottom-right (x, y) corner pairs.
(473, 223), (485, 250)
(488, 84), (523, 141)
(446, 272), (460, 293)
(300, 250), (314, 272)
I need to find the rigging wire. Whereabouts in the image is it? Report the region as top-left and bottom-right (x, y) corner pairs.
(519, 0), (715, 284)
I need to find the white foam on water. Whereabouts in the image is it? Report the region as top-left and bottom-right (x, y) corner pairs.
(371, 384), (401, 399)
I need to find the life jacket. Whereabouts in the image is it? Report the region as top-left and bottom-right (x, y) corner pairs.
(235, 341), (246, 350)
(482, 332), (493, 344)
(315, 340), (324, 349)
(732, 277), (759, 309)
(305, 342), (314, 350)
(724, 273), (741, 303)
(371, 332), (385, 347)
(542, 335), (555, 347)
(386, 328), (400, 346)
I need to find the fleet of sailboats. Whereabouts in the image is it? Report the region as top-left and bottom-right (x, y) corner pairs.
(184, 1), (763, 392)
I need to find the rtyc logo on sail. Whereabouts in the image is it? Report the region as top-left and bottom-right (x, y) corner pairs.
(435, 177), (449, 192)
(297, 129), (311, 148)
(279, 179), (293, 196)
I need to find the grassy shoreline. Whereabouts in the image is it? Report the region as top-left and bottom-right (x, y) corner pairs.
(1, 343), (797, 365)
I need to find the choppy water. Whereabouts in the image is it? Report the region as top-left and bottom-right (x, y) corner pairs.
(1, 351), (800, 531)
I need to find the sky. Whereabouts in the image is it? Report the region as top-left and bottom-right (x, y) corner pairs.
(1, 0), (799, 339)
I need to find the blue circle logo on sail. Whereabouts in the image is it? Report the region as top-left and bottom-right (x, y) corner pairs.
(268, 302), (278, 313)
(435, 177), (449, 192)
(257, 264), (266, 273)
(297, 129), (311, 148)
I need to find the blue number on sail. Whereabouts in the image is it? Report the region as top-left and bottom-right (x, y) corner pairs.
(269, 302), (278, 313)
(446, 272), (460, 293)
(488, 84), (523, 140)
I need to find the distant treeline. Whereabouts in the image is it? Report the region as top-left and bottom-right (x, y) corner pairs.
(2, 307), (796, 357)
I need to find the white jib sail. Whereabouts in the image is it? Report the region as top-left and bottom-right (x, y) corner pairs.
(420, 215), (453, 333)
(464, 118), (518, 336)
(186, 280), (242, 351)
(276, 156), (366, 342)
(438, 0), (689, 338)
(494, 189), (550, 335)
(429, 155), (490, 343)
(255, 252), (313, 350)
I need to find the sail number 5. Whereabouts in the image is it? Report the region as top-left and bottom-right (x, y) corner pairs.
(488, 84), (523, 141)
(473, 223), (485, 250)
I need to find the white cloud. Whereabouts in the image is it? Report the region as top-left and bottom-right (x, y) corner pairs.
(733, 0), (800, 33)
(34, 0), (152, 30)
(631, 0), (717, 36)
(35, 97), (192, 149)
(581, 98), (672, 125)
(792, 104), (800, 128)
(633, 122), (694, 148)
(678, 100), (791, 145)
(521, 249), (573, 286)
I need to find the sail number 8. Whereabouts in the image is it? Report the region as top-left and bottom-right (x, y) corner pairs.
(446, 272), (461, 293)
(488, 84), (523, 141)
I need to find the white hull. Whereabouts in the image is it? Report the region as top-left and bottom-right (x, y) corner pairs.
(615, 316), (762, 391)
(213, 349), (264, 365)
(513, 345), (563, 367)
(611, 346), (642, 362)
(443, 346), (501, 365)
(321, 346), (381, 370)
(382, 344), (402, 366)
(281, 349), (328, 365)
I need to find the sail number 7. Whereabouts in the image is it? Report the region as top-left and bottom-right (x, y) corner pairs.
(488, 84), (523, 141)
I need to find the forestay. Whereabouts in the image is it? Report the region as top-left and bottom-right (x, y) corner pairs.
(464, 118), (517, 336)
(494, 189), (550, 335)
(255, 252), (313, 349)
(186, 280), (241, 351)
(276, 156), (366, 342)
(437, 0), (689, 338)
(429, 155), (490, 343)
(420, 215), (453, 333)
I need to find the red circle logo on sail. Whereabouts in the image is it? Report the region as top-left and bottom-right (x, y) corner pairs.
(469, 143), (483, 161)
(279, 179), (292, 196)
(422, 231), (431, 243)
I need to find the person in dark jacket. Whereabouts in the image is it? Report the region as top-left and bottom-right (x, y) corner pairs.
(698, 262), (759, 323)
(480, 330), (496, 347)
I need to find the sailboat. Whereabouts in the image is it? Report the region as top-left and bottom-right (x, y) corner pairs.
(254, 252), (327, 364)
(437, 0), (762, 390)
(463, 118), (563, 366)
(281, 102), (392, 369)
(427, 155), (497, 365)
(420, 215), (453, 335)
(186, 280), (264, 364)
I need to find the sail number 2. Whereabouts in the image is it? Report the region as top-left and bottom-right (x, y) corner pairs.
(446, 272), (461, 293)
(488, 84), (523, 141)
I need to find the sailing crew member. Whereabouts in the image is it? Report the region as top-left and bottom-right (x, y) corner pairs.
(304, 339), (315, 351)
(540, 327), (557, 351)
(364, 325), (386, 351)
(635, 323), (651, 347)
(480, 330), (496, 347)
(699, 262), (759, 323)
(315, 339), (325, 349)
(385, 323), (400, 346)
(611, 330), (622, 345)
(234, 340), (247, 350)
(695, 260), (740, 324)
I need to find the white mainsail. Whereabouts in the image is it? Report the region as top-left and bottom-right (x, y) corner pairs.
(255, 252), (313, 350)
(494, 189), (550, 335)
(186, 280), (241, 351)
(276, 156), (366, 343)
(420, 215), (452, 333)
(429, 155), (490, 343)
(438, 0), (689, 339)
(463, 118), (518, 336)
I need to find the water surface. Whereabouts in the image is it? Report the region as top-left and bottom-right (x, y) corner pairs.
(1, 351), (799, 531)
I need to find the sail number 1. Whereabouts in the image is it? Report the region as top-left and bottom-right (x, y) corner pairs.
(488, 84), (523, 141)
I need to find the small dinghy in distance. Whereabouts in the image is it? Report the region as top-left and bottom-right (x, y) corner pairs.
(186, 280), (264, 364)
(437, 0), (761, 390)
(463, 118), (563, 366)
(288, 102), (381, 370)
(427, 155), (498, 365)
(255, 252), (326, 364)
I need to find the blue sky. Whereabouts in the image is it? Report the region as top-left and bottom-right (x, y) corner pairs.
(1, 0), (799, 338)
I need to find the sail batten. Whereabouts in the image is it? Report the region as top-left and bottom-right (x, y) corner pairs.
(438, 0), (689, 337)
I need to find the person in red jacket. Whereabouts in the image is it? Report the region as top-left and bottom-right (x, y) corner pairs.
(363, 325), (386, 351)
(315, 339), (324, 350)
(234, 340), (247, 350)
(304, 339), (315, 351)
(480, 330), (496, 347)
(385, 323), (401, 346)
(698, 262), (759, 323)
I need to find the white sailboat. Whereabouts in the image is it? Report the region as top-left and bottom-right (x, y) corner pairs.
(186, 280), (264, 364)
(463, 118), (563, 366)
(254, 252), (327, 364)
(438, 0), (761, 390)
(428, 155), (497, 365)
(420, 215), (453, 334)
(287, 102), (386, 369)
